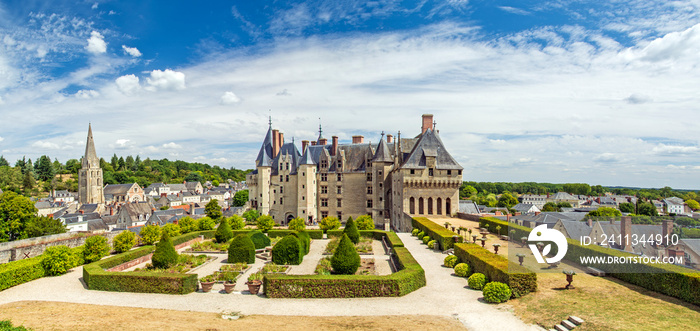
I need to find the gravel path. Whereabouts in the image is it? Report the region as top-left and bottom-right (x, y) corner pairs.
(0, 233), (540, 331)
(288, 239), (329, 275)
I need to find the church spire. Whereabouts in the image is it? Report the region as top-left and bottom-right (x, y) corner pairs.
(83, 123), (99, 168)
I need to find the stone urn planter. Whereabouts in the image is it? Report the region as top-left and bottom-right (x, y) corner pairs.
(492, 243), (501, 254)
(516, 253), (526, 266)
(563, 270), (576, 289)
(200, 279), (215, 293)
(479, 237), (487, 248)
(247, 272), (264, 295)
(520, 237), (528, 248)
(472, 234), (478, 243)
(223, 281), (236, 294)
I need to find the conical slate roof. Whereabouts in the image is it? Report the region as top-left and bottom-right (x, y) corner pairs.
(255, 126), (274, 167)
(82, 124), (99, 168)
(299, 148), (315, 165)
(401, 128), (462, 170)
(372, 136), (393, 163)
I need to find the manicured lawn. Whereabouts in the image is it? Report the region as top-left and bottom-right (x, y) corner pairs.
(508, 272), (700, 330)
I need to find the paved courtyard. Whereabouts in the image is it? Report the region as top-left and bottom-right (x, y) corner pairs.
(0, 231), (541, 331)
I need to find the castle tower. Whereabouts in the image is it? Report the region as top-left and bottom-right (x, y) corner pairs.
(79, 124), (104, 205)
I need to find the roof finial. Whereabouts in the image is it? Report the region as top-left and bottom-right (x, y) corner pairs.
(433, 120), (437, 130)
(319, 118), (322, 135)
(268, 110), (272, 128)
(381, 131), (385, 137)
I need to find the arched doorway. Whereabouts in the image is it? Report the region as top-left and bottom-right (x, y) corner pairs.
(437, 198), (442, 215)
(409, 197), (415, 214)
(418, 197), (424, 214)
(428, 197), (433, 215)
(286, 214), (295, 225)
(446, 198), (451, 216)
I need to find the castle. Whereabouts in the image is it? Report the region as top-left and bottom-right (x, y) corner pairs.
(246, 114), (463, 232)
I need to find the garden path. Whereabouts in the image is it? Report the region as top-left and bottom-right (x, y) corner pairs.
(287, 239), (330, 275)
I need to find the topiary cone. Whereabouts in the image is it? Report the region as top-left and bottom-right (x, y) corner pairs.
(343, 217), (360, 244)
(215, 217), (233, 243)
(228, 234), (256, 264)
(152, 231), (178, 269)
(331, 234), (361, 275)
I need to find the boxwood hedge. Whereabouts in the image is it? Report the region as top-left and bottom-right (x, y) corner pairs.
(411, 217), (463, 250)
(264, 231), (425, 298)
(453, 243), (537, 298)
(268, 229), (323, 239)
(247, 230), (271, 249)
(0, 256), (45, 291)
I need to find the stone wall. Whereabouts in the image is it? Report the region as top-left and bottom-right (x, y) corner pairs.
(456, 213), (482, 222)
(0, 231), (120, 264)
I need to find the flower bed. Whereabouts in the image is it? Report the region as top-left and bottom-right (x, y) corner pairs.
(187, 240), (228, 253)
(315, 257), (375, 275)
(220, 262), (250, 274)
(260, 262), (290, 274)
(323, 237), (373, 255)
(132, 254), (213, 273)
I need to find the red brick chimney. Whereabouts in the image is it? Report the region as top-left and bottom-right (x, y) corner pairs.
(386, 134), (393, 143)
(311, 141), (317, 146)
(621, 216), (632, 251)
(587, 218), (592, 227)
(272, 129), (280, 157)
(319, 138), (327, 145)
(662, 219), (674, 246)
(421, 114), (433, 134)
(352, 135), (364, 144)
(279, 132), (284, 147)
(331, 136), (338, 156)
(302, 140), (309, 153)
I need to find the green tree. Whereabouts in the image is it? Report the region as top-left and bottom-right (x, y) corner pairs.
(288, 217), (306, 231)
(151, 231), (178, 269)
(211, 179), (220, 187)
(162, 223), (181, 237)
(184, 171), (204, 183)
(139, 225), (162, 245)
(242, 209), (259, 223)
(112, 231), (137, 253)
(178, 216), (198, 234)
(497, 192), (518, 208)
(343, 217), (360, 244)
(42, 245), (79, 276)
(256, 215), (275, 232)
(0, 155), (8, 167)
(227, 215), (245, 230)
(83, 236), (109, 263)
(205, 199), (222, 220)
(228, 234), (256, 264)
(355, 215), (374, 230)
(110, 154), (119, 170)
(586, 207), (622, 218)
(619, 202), (635, 213)
(214, 218), (233, 243)
(460, 184), (477, 199)
(556, 202), (572, 208)
(331, 234), (360, 275)
(541, 202), (560, 212)
(23, 216), (66, 238)
(233, 190), (248, 207)
(0, 191), (37, 241)
(22, 170), (35, 192)
(34, 155), (55, 181)
(637, 202), (659, 216)
(319, 216), (341, 233)
(197, 217), (216, 230)
(660, 186), (673, 198)
(686, 199), (699, 211)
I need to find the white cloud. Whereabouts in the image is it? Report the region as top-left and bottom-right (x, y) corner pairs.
(122, 45), (142, 57)
(0, 137), (4, 143)
(85, 31), (107, 54)
(115, 74), (140, 95)
(162, 142), (182, 149)
(75, 89), (100, 99)
(145, 69), (186, 91)
(498, 6), (531, 16)
(639, 23), (700, 62)
(593, 153), (621, 163)
(91, 2), (98, 10)
(624, 93), (651, 104)
(220, 91), (241, 104)
(653, 144), (699, 155)
(32, 141), (61, 150)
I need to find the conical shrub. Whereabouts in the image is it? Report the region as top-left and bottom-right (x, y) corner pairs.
(343, 217), (360, 244)
(228, 234), (256, 264)
(151, 231), (178, 269)
(331, 234), (360, 275)
(293, 231), (311, 255)
(215, 217), (233, 243)
(271, 234), (303, 265)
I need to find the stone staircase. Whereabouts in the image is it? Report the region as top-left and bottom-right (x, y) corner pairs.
(549, 316), (584, 331)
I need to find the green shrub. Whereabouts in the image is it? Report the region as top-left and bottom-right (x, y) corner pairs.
(444, 255), (458, 268)
(417, 231), (425, 239)
(215, 218), (233, 243)
(427, 240), (436, 248)
(412, 217), (464, 250)
(331, 234), (361, 275)
(0, 256), (45, 291)
(454, 263), (471, 277)
(162, 223), (181, 237)
(256, 215), (275, 232)
(343, 218), (360, 244)
(272, 235), (303, 265)
(113, 231), (137, 253)
(422, 236), (430, 245)
(0, 320), (30, 330)
(228, 234), (256, 264)
(483, 282), (512, 303)
(288, 217), (306, 231)
(355, 215), (374, 230)
(468, 273), (487, 290)
(243, 209), (260, 223)
(42, 245), (79, 276)
(228, 215), (245, 230)
(151, 231), (178, 269)
(178, 216), (198, 234)
(411, 228), (420, 236)
(83, 236), (109, 263)
(454, 243), (536, 298)
(197, 217), (216, 230)
(319, 216), (340, 233)
(247, 230), (271, 249)
(139, 225), (161, 245)
(293, 231), (311, 255)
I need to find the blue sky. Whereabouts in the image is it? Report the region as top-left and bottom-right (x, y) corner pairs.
(0, 0), (699, 189)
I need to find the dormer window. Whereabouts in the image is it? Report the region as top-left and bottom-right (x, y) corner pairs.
(429, 168), (434, 176)
(337, 160), (342, 169)
(321, 160), (328, 168)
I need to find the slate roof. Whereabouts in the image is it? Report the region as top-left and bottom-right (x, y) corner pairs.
(372, 137), (393, 163)
(559, 220), (592, 240)
(61, 212), (102, 224)
(551, 192), (578, 200)
(79, 204), (100, 213)
(87, 219), (109, 231)
(512, 203), (538, 213)
(459, 200), (481, 214)
(82, 124), (99, 168)
(400, 128), (462, 170)
(271, 142), (302, 176)
(255, 126), (274, 167)
(168, 183), (187, 192)
(681, 239), (700, 257)
(104, 183), (135, 195)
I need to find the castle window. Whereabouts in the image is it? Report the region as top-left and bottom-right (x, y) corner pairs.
(321, 198), (328, 207)
(337, 211), (342, 219)
(280, 197), (283, 204)
(321, 160), (328, 168)
(337, 160), (342, 169)
(378, 170), (382, 176)
(337, 174), (342, 181)
(367, 200), (373, 208)
(280, 163), (283, 171)
(410, 169), (415, 175)
(286, 175), (289, 182)
(280, 175), (284, 182)
(429, 168), (434, 176)
(321, 211), (328, 218)
(280, 186), (283, 194)
(321, 173), (328, 182)
(337, 199), (342, 208)
(321, 186), (328, 194)
(379, 197), (383, 202)
(367, 186), (373, 194)
(337, 186), (342, 194)
(458, 170), (462, 175)
(447, 170), (452, 176)
(367, 173), (372, 182)
(302, 196), (305, 200)
(286, 163), (290, 170)
(379, 182), (382, 188)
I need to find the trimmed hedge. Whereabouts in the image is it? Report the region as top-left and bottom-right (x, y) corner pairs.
(331, 234), (360, 275)
(0, 256), (45, 291)
(268, 229), (323, 239)
(82, 231), (212, 294)
(228, 235), (256, 264)
(247, 230), (271, 249)
(264, 231), (426, 298)
(293, 231), (311, 255)
(412, 217), (463, 250)
(454, 243), (537, 298)
(271, 235), (303, 265)
(327, 230), (403, 248)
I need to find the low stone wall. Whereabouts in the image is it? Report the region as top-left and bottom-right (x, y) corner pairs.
(0, 232), (120, 264)
(456, 212), (481, 222)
